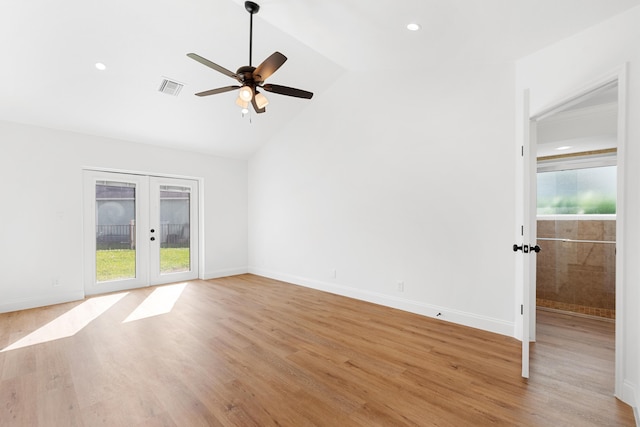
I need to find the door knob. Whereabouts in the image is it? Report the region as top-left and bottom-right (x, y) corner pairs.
(150, 229), (155, 233)
(513, 244), (540, 253)
(150, 237), (156, 241)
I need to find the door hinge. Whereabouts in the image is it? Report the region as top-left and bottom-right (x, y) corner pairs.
(521, 225), (524, 236)
(521, 146), (524, 157)
(521, 304), (524, 315)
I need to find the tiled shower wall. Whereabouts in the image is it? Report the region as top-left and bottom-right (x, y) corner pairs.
(536, 219), (616, 319)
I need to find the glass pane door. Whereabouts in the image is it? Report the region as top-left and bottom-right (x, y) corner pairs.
(84, 171), (149, 295)
(149, 177), (198, 285)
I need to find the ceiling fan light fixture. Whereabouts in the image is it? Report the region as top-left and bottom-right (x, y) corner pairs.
(235, 97), (250, 115)
(255, 92), (269, 109)
(239, 85), (253, 102)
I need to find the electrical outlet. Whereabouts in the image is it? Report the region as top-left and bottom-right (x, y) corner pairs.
(397, 281), (404, 292)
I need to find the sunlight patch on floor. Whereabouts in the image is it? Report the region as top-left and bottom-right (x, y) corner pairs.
(123, 282), (187, 323)
(1, 292), (129, 352)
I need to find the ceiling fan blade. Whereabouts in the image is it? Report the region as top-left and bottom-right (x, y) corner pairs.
(187, 53), (237, 79)
(195, 86), (240, 97)
(253, 52), (287, 82)
(262, 84), (313, 99)
(251, 96), (266, 114)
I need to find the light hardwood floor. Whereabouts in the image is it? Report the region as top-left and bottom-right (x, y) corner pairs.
(0, 274), (635, 426)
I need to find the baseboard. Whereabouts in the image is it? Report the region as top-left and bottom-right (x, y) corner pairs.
(0, 290), (85, 314)
(204, 267), (249, 280)
(620, 380), (639, 426)
(1, 268), (251, 313)
(248, 268), (514, 337)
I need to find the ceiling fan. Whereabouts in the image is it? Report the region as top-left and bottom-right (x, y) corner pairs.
(187, 1), (313, 114)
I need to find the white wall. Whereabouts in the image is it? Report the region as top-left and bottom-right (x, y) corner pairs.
(248, 60), (517, 336)
(0, 120), (248, 313)
(516, 5), (640, 408)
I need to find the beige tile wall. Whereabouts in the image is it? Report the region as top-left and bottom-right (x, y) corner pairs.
(536, 219), (616, 319)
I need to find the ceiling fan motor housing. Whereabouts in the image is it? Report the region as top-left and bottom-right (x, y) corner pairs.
(236, 66), (258, 84)
(245, 1), (260, 14)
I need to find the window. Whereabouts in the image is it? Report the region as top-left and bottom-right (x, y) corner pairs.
(537, 166), (616, 215)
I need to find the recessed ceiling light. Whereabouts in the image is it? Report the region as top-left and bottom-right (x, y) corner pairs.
(95, 62), (107, 71)
(556, 146), (572, 151)
(407, 23), (421, 31)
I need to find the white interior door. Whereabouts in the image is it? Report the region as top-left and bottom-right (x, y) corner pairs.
(516, 90), (536, 378)
(84, 171), (199, 295)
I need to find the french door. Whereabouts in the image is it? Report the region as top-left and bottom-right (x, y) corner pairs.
(83, 170), (199, 295)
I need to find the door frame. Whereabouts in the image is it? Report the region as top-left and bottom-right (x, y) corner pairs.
(83, 168), (204, 295)
(517, 65), (627, 398)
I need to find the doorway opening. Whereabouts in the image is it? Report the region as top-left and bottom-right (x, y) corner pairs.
(530, 79), (620, 394)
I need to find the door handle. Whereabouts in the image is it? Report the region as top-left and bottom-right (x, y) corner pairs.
(150, 237), (156, 241)
(513, 244), (541, 253)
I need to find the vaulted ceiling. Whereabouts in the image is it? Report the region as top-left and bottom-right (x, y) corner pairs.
(1, 0), (639, 158)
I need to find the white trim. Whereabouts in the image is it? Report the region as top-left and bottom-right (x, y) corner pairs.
(198, 179), (206, 280)
(249, 268), (514, 337)
(82, 166), (201, 182)
(621, 380), (638, 424)
(531, 79), (618, 122)
(0, 291), (85, 314)
(204, 267), (249, 280)
(614, 63), (627, 403)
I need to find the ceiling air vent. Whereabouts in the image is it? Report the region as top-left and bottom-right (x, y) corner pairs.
(158, 78), (184, 96)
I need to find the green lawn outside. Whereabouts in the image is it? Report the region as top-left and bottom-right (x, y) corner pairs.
(96, 248), (190, 282)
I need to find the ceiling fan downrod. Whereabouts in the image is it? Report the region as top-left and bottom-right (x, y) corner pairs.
(245, 1), (260, 67)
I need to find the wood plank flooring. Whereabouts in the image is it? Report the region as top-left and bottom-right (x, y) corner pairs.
(0, 274), (635, 426)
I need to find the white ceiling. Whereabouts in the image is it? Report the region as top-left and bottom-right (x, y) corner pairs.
(536, 84), (618, 157)
(1, 0), (639, 159)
